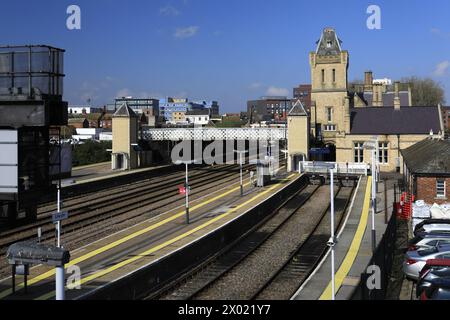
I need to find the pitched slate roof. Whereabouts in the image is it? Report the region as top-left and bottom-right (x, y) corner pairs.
(288, 100), (308, 116)
(362, 91), (410, 107)
(350, 106), (442, 135)
(315, 28), (343, 56)
(401, 138), (450, 175)
(113, 103), (138, 118)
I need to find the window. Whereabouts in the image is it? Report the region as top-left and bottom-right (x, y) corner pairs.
(354, 143), (364, 163)
(378, 142), (389, 164)
(332, 69), (336, 83)
(321, 69), (325, 83)
(327, 107), (333, 122)
(437, 179), (446, 198)
(327, 40), (332, 48)
(324, 124), (336, 132)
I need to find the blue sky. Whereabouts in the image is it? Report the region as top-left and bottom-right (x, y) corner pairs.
(1, 0), (450, 112)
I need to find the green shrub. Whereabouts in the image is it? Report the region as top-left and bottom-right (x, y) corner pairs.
(72, 140), (112, 166)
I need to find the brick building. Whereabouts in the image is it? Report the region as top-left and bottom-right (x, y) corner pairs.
(402, 138), (450, 205)
(293, 84), (312, 111)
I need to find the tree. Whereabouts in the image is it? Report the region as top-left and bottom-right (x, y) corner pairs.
(402, 76), (446, 106)
(72, 140), (112, 166)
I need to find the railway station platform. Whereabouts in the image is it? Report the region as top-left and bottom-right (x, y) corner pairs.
(293, 176), (395, 300)
(0, 171), (300, 300)
(63, 162), (171, 187)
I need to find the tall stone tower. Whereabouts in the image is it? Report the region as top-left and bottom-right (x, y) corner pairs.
(112, 103), (139, 170)
(310, 28), (350, 144)
(287, 100), (310, 172)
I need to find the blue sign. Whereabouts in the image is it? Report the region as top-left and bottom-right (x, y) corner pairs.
(52, 211), (69, 223)
(310, 148), (331, 155)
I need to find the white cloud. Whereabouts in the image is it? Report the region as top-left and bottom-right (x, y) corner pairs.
(174, 26), (199, 39)
(159, 5), (181, 16)
(266, 86), (289, 96)
(116, 88), (133, 98)
(433, 61), (450, 77)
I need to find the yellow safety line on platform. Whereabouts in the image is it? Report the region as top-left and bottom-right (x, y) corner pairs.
(0, 179), (256, 299)
(319, 176), (371, 300)
(36, 174), (295, 300)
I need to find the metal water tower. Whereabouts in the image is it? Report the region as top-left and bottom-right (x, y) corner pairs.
(0, 45), (68, 223)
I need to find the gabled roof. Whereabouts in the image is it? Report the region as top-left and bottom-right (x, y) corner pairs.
(401, 138), (450, 175)
(350, 106), (442, 135)
(113, 103), (138, 118)
(315, 28), (343, 56)
(288, 100), (308, 116)
(362, 91), (410, 107)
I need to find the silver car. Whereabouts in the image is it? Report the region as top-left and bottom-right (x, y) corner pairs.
(408, 233), (450, 251)
(403, 245), (450, 281)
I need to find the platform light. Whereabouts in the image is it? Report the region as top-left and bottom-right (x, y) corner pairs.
(175, 160), (201, 224)
(313, 162), (337, 300)
(233, 150), (249, 196)
(364, 140), (377, 253)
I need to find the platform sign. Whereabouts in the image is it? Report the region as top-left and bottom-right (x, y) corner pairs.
(52, 211), (69, 224)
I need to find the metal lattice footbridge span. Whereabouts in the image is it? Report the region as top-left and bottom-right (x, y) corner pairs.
(142, 128), (287, 141)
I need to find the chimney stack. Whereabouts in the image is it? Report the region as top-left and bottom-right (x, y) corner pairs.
(364, 71), (373, 92)
(394, 81), (401, 110)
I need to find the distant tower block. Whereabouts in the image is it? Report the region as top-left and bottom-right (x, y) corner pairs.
(287, 100), (310, 172)
(112, 103), (139, 170)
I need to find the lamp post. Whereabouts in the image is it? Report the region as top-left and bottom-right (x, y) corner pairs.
(364, 140), (378, 253)
(175, 160), (198, 224)
(316, 162), (337, 300)
(234, 150), (248, 196)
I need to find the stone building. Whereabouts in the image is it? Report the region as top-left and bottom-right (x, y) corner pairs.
(305, 28), (445, 172)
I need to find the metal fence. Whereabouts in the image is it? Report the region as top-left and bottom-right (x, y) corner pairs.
(352, 212), (398, 300)
(300, 161), (369, 176)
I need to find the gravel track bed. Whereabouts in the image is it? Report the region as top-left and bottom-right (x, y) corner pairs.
(158, 183), (319, 300)
(254, 186), (354, 300)
(193, 185), (335, 300)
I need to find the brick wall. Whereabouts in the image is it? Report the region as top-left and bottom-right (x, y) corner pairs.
(416, 177), (450, 205)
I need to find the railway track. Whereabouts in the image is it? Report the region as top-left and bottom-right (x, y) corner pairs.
(0, 164), (256, 248)
(154, 180), (355, 300)
(0, 163), (267, 277)
(252, 186), (354, 300)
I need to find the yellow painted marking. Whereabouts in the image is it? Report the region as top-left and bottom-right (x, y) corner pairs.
(0, 179), (253, 299)
(36, 174), (295, 300)
(319, 176), (372, 300)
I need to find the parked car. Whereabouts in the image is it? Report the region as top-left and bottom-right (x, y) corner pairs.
(415, 219), (450, 233)
(407, 233), (450, 252)
(414, 220), (450, 236)
(416, 259), (450, 298)
(403, 245), (450, 281)
(420, 278), (450, 300)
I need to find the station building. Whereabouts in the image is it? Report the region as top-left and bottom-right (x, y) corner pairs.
(304, 27), (445, 173)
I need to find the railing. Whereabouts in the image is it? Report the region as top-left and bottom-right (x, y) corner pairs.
(142, 127), (287, 141)
(299, 161), (370, 176)
(352, 212), (398, 300)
